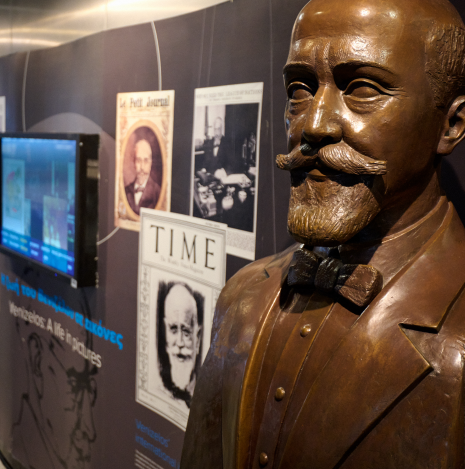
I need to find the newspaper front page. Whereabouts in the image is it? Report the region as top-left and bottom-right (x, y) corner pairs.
(115, 91), (174, 231)
(190, 82), (263, 260)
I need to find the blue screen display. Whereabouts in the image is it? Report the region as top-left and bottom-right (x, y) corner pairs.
(1, 137), (77, 276)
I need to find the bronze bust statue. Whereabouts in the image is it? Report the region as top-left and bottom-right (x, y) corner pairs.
(182, 0), (465, 467)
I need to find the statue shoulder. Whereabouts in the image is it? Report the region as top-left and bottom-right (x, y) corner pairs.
(211, 244), (299, 340)
(220, 245), (298, 308)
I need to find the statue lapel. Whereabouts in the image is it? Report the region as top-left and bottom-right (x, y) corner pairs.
(221, 246), (298, 469)
(278, 205), (465, 469)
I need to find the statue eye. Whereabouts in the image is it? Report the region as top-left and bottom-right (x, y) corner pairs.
(287, 82), (313, 101)
(344, 79), (386, 99)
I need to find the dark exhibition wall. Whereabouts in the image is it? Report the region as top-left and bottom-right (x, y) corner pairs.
(0, 0), (465, 468)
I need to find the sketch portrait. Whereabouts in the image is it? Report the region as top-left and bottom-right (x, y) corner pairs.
(12, 320), (98, 469)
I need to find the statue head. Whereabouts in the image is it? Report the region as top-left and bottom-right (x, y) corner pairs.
(279, 0), (465, 247)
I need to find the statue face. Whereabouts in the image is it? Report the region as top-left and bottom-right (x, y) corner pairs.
(284, 0), (445, 246)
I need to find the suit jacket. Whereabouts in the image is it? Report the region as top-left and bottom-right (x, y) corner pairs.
(201, 137), (229, 175)
(182, 202), (465, 468)
(125, 176), (161, 215)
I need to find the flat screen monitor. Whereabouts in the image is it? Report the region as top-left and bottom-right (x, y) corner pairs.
(0, 133), (99, 287)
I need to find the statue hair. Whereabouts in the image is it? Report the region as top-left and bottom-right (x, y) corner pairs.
(427, 24), (465, 108)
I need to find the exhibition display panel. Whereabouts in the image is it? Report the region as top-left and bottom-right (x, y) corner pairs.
(0, 0), (463, 469)
(0, 133), (99, 287)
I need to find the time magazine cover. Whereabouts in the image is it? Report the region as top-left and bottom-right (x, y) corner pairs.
(136, 209), (226, 430)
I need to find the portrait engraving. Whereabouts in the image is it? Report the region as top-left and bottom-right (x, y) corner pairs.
(115, 91), (173, 231)
(122, 127), (163, 216)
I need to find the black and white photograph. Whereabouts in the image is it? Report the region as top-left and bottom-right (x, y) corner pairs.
(137, 269), (213, 429)
(12, 322), (98, 469)
(136, 209), (226, 430)
(156, 281), (204, 409)
(190, 83), (263, 260)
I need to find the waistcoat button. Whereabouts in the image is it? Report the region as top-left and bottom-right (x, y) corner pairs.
(275, 387), (286, 401)
(300, 324), (311, 337)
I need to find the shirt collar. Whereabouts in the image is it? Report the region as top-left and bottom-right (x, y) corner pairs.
(338, 196), (449, 286)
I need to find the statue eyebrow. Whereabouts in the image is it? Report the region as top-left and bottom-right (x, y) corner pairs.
(283, 62), (315, 76)
(283, 60), (399, 89)
(332, 60), (397, 78)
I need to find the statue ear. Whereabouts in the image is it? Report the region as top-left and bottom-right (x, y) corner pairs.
(437, 96), (465, 155)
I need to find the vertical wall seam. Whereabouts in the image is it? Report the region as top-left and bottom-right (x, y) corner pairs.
(21, 50), (30, 132)
(151, 21), (162, 91)
(198, 9), (207, 88)
(269, 0), (277, 253)
(206, 6), (216, 87)
(9, 0), (12, 56)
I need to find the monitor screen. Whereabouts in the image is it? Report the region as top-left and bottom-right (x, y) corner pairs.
(1, 137), (77, 276)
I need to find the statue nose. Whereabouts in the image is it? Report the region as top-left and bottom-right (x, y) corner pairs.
(302, 86), (342, 145)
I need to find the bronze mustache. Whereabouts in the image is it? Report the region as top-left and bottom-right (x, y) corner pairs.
(276, 141), (387, 176)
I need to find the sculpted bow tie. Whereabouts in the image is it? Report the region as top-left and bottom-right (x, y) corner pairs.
(287, 246), (382, 308)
